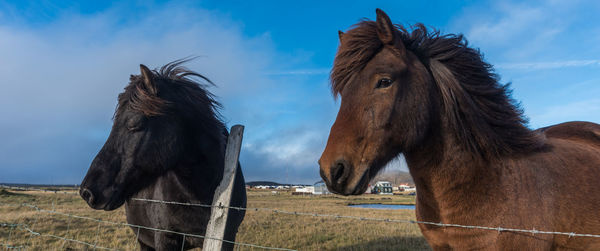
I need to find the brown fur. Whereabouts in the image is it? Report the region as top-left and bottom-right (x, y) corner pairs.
(320, 9), (600, 250)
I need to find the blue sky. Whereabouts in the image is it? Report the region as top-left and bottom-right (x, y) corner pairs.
(1, 0), (599, 184)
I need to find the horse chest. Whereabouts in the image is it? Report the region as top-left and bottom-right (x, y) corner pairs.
(127, 184), (213, 230)
(422, 227), (560, 251)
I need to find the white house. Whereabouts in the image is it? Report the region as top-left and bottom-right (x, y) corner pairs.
(371, 181), (393, 194)
(295, 186), (314, 194)
(398, 183), (416, 192)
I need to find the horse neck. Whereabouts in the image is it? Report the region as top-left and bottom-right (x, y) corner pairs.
(404, 126), (502, 221)
(167, 131), (226, 202)
(403, 87), (535, 199)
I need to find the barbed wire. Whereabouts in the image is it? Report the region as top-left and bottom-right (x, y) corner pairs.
(1, 222), (26, 250)
(0, 202), (296, 251)
(131, 198), (600, 239)
(6, 185), (600, 247)
(0, 242), (26, 250)
(1, 222), (116, 250)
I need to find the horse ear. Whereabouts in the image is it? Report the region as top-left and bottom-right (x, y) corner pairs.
(338, 30), (344, 43)
(140, 64), (157, 95)
(375, 9), (395, 45)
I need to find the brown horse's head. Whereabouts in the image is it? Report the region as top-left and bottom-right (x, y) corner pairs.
(319, 9), (438, 195)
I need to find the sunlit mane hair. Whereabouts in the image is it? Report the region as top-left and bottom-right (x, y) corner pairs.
(116, 59), (224, 131)
(331, 21), (544, 158)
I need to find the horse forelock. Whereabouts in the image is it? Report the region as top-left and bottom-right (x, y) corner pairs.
(331, 21), (382, 98)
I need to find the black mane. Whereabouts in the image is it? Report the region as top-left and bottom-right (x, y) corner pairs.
(116, 59), (225, 135)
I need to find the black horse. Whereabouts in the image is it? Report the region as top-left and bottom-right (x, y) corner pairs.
(80, 60), (246, 250)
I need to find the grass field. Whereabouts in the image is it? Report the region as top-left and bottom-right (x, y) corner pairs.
(0, 187), (430, 250)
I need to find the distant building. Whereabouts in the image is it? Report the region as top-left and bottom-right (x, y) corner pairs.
(295, 186), (314, 194)
(313, 181), (331, 195)
(398, 183), (416, 192)
(371, 181), (393, 195)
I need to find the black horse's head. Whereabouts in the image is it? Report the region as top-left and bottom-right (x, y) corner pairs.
(80, 61), (225, 210)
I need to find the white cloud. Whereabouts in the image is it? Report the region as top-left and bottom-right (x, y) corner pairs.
(0, 4), (296, 183)
(243, 127), (326, 170)
(263, 68), (330, 76)
(496, 60), (600, 70)
(530, 99), (600, 128)
(0, 6), (276, 116)
(451, 0), (600, 129)
(0, 3), (343, 184)
(466, 5), (549, 46)
(452, 1), (598, 61)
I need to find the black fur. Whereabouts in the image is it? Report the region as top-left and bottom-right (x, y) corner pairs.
(80, 59), (246, 250)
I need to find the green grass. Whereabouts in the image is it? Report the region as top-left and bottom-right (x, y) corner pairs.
(0, 188), (429, 250)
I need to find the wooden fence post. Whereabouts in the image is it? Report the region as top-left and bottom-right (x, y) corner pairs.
(203, 125), (244, 250)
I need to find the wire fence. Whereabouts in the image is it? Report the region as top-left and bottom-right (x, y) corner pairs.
(0, 201), (296, 251)
(130, 198), (600, 238)
(3, 185), (600, 251)
(2, 221), (116, 251)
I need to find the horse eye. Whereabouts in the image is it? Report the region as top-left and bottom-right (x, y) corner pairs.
(376, 78), (393, 89)
(127, 118), (145, 132)
(128, 124), (143, 132)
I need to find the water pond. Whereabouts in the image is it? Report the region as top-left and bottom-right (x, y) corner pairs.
(348, 204), (415, 210)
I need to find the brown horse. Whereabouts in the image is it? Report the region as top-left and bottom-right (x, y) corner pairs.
(319, 9), (600, 250)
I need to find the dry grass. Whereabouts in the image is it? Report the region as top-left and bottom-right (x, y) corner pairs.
(0, 188), (429, 250)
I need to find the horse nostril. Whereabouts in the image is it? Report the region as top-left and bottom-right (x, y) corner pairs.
(331, 160), (352, 187)
(80, 188), (95, 205)
(332, 162), (345, 182)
